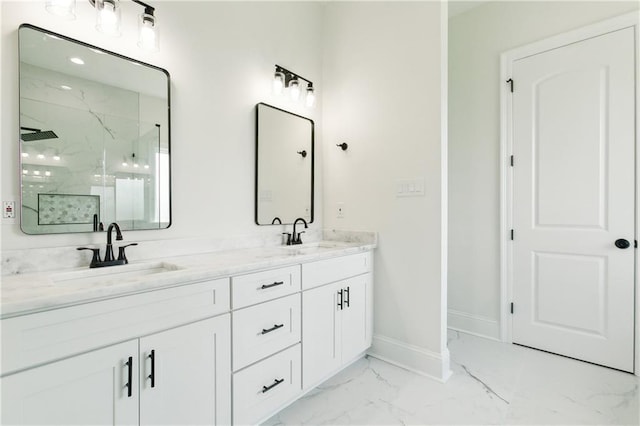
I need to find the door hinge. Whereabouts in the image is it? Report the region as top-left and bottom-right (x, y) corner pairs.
(510, 229), (514, 240)
(510, 303), (514, 314)
(510, 155), (514, 167)
(506, 78), (514, 93)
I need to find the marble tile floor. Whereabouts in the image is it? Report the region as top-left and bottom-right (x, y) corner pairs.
(264, 331), (639, 425)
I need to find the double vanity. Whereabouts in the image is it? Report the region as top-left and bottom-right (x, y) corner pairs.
(1, 236), (375, 425)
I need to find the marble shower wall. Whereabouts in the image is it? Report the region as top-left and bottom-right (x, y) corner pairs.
(20, 62), (167, 233)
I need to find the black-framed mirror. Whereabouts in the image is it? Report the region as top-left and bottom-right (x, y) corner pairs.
(255, 103), (313, 225)
(18, 24), (171, 234)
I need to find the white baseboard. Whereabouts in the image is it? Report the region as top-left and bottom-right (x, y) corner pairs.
(448, 309), (501, 341)
(368, 334), (452, 382)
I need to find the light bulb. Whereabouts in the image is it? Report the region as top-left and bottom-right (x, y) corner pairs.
(53, 155), (61, 161)
(138, 12), (159, 51)
(96, 0), (121, 37)
(289, 78), (301, 101)
(45, 0), (76, 19)
(273, 71), (285, 95)
(305, 84), (316, 108)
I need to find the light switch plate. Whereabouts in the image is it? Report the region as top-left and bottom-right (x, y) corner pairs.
(396, 178), (425, 197)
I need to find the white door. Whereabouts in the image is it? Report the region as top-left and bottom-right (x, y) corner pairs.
(340, 274), (371, 363)
(1, 340), (139, 425)
(139, 315), (231, 426)
(302, 281), (342, 389)
(511, 27), (635, 372)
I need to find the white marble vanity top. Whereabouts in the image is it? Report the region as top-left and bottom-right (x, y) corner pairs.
(1, 238), (375, 319)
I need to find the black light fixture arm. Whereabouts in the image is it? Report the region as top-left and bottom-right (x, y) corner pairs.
(131, 0), (155, 16)
(275, 64), (313, 87)
(89, 0), (155, 16)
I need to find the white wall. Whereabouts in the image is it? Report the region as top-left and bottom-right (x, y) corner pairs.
(448, 1), (640, 339)
(322, 1), (449, 379)
(1, 0), (323, 251)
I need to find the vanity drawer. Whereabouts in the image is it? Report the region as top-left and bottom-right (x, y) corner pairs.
(232, 265), (300, 309)
(232, 294), (301, 371)
(233, 344), (301, 426)
(301, 252), (372, 290)
(1, 278), (230, 376)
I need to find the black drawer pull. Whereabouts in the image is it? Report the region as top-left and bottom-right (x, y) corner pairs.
(148, 350), (155, 388)
(125, 356), (133, 397)
(344, 286), (350, 308)
(337, 289), (344, 310)
(261, 281), (284, 290)
(262, 378), (284, 393)
(261, 323), (284, 335)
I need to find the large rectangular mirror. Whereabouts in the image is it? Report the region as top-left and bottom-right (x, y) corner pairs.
(255, 103), (313, 225)
(19, 24), (171, 234)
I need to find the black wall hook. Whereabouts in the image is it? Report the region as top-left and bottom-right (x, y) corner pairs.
(297, 150), (307, 158)
(336, 142), (348, 151)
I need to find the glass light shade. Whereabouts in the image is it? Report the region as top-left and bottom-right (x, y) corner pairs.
(96, 0), (121, 37)
(45, 0), (76, 19)
(305, 85), (316, 108)
(138, 13), (159, 51)
(289, 78), (301, 101)
(273, 71), (285, 95)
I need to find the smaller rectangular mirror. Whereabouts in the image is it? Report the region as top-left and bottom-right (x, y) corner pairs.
(256, 103), (314, 225)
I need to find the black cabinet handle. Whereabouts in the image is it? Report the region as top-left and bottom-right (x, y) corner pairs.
(261, 281), (284, 290)
(261, 378), (284, 393)
(615, 239), (631, 249)
(344, 286), (350, 308)
(337, 289), (344, 310)
(125, 356), (133, 398)
(148, 350), (155, 388)
(261, 324), (285, 335)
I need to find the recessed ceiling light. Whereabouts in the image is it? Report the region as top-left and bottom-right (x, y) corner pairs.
(69, 57), (85, 65)
(60, 85), (72, 90)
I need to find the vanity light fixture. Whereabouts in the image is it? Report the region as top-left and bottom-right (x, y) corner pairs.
(46, 0), (160, 51)
(95, 0), (121, 36)
(272, 65), (316, 108)
(136, 0), (159, 51)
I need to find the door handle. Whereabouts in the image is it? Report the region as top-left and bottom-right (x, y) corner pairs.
(344, 286), (350, 308)
(261, 323), (284, 335)
(337, 289), (344, 310)
(261, 378), (284, 393)
(148, 350), (155, 388)
(125, 356), (133, 398)
(615, 239), (630, 249)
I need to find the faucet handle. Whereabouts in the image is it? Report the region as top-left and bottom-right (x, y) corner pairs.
(282, 232), (292, 246)
(77, 247), (101, 268)
(294, 231), (306, 244)
(117, 243), (138, 264)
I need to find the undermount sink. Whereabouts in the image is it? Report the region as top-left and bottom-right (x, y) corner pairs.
(279, 241), (350, 252)
(52, 262), (182, 286)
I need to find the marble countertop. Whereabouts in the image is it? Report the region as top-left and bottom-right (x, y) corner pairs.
(1, 240), (375, 319)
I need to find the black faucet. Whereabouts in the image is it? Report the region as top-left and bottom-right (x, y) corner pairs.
(77, 222), (138, 268)
(291, 217), (308, 245)
(104, 222), (123, 262)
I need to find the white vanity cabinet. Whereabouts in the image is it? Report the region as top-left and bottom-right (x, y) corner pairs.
(231, 265), (303, 425)
(1, 339), (140, 425)
(301, 253), (373, 390)
(1, 278), (232, 426)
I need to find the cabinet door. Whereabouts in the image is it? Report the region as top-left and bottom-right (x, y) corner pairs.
(1, 340), (138, 425)
(302, 281), (342, 389)
(340, 273), (372, 363)
(139, 315), (231, 426)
